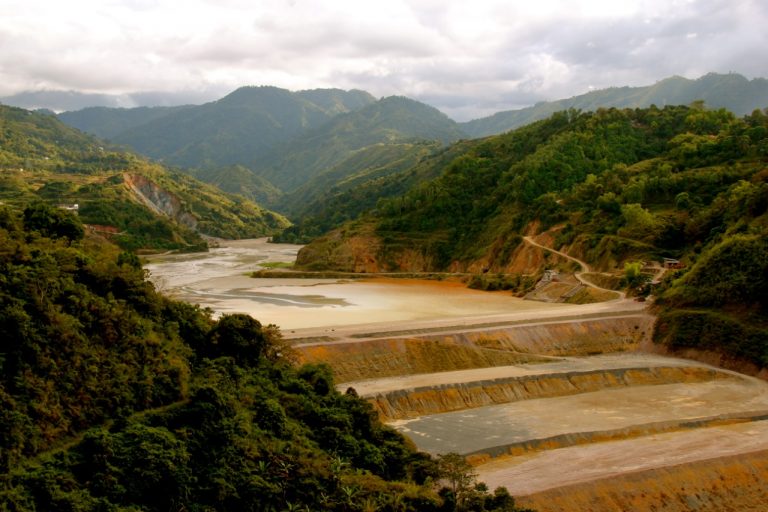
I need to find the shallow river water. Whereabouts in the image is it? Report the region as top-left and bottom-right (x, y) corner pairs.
(144, 238), (564, 330)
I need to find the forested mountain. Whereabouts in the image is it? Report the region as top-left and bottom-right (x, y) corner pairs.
(257, 96), (467, 193)
(275, 140), (477, 243)
(58, 104), (193, 140)
(60, 86), (376, 169)
(53, 74), (767, 240)
(188, 164), (285, 208)
(0, 105), (288, 250)
(298, 104), (768, 371)
(0, 89), (215, 113)
(0, 202), (530, 511)
(460, 73), (768, 137)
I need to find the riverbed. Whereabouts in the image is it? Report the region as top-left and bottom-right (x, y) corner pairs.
(144, 238), (570, 330)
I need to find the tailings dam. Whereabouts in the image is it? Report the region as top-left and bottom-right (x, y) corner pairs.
(147, 240), (768, 511)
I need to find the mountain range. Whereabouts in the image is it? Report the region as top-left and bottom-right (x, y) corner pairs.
(6, 72), (767, 245)
(461, 73), (768, 137)
(44, 74), (767, 224)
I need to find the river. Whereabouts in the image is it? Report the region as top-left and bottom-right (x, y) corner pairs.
(144, 238), (569, 330)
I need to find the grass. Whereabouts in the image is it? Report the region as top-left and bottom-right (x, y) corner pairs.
(259, 261), (294, 269)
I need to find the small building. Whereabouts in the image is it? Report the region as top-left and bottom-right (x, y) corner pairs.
(662, 257), (684, 269)
(543, 269), (559, 282)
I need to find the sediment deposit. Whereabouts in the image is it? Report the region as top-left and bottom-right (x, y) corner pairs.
(517, 450), (768, 512)
(368, 365), (731, 421)
(296, 314), (653, 382)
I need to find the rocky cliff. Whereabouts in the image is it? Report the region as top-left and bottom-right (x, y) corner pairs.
(123, 173), (198, 230)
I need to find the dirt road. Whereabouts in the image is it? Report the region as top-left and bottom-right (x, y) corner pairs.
(522, 236), (626, 298)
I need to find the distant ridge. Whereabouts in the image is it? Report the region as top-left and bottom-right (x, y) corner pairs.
(0, 89), (215, 112)
(460, 73), (768, 137)
(82, 86), (377, 169)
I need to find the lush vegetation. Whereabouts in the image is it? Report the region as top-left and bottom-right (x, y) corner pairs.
(189, 164), (284, 209)
(299, 104), (768, 369)
(654, 233), (768, 368)
(275, 141), (447, 243)
(60, 92), (470, 233)
(58, 105), (192, 141)
(0, 105), (289, 251)
(60, 87), (376, 172)
(0, 205), (530, 511)
(256, 96), (466, 193)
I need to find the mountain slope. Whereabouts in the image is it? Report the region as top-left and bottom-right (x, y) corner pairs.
(0, 195), (529, 511)
(60, 86), (376, 170)
(0, 105), (289, 250)
(58, 105), (192, 140)
(461, 73), (768, 137)
(189, 164), (284, 208)
(257, 95), (467, 192)
(298, 104), (768, 373)
(275, 140), (476, 243)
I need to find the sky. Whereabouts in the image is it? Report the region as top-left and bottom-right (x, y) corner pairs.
(1, 0), (766, 120)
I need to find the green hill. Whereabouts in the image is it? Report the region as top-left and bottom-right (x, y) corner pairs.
(275, 140), (477, 243)
(60, 87), (376, 170)
(188, 164), (284, 208)
(298, 104), (768, 371)
(0, 105), (289, 251)
(461, 73), (768, 137)
(255, 96), (467, 193)
(58, 92), (467, 228)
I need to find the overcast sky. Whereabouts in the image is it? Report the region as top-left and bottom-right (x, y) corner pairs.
(1, 0), (766, 120)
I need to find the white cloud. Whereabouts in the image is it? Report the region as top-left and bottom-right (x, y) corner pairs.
(0, 0), (766, 119)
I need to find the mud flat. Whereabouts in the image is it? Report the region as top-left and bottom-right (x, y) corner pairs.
(389, 378), (768, 455)
(145, 238), (587, 328)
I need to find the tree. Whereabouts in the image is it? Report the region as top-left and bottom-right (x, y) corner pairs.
(437, 452), (477, 511)
(623, 261), (646, 289)
(22, 202), (84, 242)
(204, 313), (267, 365)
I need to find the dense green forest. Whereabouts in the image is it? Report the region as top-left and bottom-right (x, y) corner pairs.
(298, 104), (768, 370)
(0, 105), (289, 251)
(0, 204), (529, 511)
(57, 91), (469, 221)
(59, 87), (377, 174)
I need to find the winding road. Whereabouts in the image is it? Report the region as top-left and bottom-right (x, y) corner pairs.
(522, 236), (626, 299)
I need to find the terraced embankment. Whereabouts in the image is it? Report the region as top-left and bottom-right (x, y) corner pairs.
(367, 365), (733, 421)
(292, 305), (768, 511)
(504, 429), (768, 511)
(296, 313), (653, 381)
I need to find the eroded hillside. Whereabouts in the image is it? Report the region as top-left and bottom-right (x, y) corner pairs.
(0, 105), (290, 251)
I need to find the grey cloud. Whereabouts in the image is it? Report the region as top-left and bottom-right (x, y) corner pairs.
(1, 0), (766, 119)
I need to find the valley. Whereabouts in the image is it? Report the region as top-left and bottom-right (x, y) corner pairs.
(147, 238), (768, 511)
(3, 81), (767, 511)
